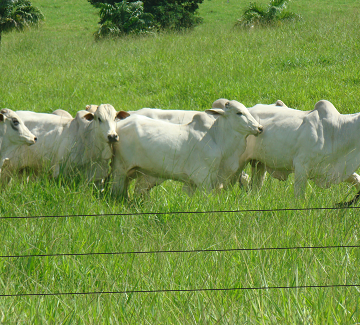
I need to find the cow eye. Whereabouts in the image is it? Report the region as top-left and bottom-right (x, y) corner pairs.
(236, 112), (243, 116)
(12, 119), (19, 126)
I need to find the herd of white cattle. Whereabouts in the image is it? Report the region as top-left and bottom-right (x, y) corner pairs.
(1, 98), (360, 206)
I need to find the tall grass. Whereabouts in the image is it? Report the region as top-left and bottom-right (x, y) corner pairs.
(0, 0), (360, 322)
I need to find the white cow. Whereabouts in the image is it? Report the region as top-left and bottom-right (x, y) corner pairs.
(0, 108), (37, 176)
(238, 100), (360, 206)
(87, 104), (220, 194)
(211, 98), (288, 188)
(111, 100), (263, 198)
(3, 104), (127, 184)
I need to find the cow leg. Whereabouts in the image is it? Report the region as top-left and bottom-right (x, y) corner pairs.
(52, 163), (60, 178)
(192, 171), (216, 194)
(336, 173), (360, 207)
(236, 160), (250, 191)
(239, 171), (250, 189)
(293, 164), (307, 199)
(182, 183), (196, 196)
(0, 159), (10, 186)
(111, 168), (130, 199)
(90, 161), (110, 186)
(345, 173), (360, 189)
(251, 160), (266, 190)
(134, 175), (165, 196)
(112, 175), (130, 199)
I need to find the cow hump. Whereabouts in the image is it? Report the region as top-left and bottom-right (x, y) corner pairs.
(312, 100), (340, 119)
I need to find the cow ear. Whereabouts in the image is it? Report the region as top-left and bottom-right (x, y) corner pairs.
(205, 108), (225, 116)
(0, 108), (9, 121)
(82, 112), (94, 121)
(275, 100), (287, 107)
(116, 111), (130, 120)
(86, 105), (98, 113)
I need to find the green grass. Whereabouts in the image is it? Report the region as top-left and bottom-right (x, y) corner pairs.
(1, 0), (360, 323)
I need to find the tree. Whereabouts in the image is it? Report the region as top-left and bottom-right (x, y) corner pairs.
(142, 0), (203, 30)
(93, 1), (154, 39)
(0, 0), (44, 45)
(88, 0), (204, 38)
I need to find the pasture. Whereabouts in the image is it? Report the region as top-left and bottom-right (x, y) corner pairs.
(1, 0), (360, 322)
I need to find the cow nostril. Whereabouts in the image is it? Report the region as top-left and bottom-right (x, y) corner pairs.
(34, 137), (38, 142)
(258, 126), (263, 133)
(108, 134), (119, 142)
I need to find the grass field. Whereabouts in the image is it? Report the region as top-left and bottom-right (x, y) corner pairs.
(1, 0), (360, 323)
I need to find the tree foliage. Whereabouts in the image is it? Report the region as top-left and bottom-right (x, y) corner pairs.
(236, 0), (300, 28)
(142, 0), (203, 30)
(94, 1), (154, 39)
(89, 0), (204, 38)
(0, 0), (44, 44)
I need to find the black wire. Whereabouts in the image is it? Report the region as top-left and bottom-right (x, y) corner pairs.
(2, 205), (359, 219)
(1, 245), (359, 259)
(1, 284), (358, 298)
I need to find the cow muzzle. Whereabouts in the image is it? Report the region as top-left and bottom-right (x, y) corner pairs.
(26, 136), (37, 145)
(108, 133), (119, 143)
(253, 125), (263, 136)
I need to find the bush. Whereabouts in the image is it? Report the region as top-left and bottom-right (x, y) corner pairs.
(93, 1), (154, 39)
(235, 0), (300, 28)
(89, 0), (204, 38)
(143, 0), (203, 30)
(0, 0), (44, 44)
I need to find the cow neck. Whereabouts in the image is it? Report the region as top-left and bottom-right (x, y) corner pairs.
(0, 126), (4, 149)
(0, 125), (10, 154)
(207, 116), (247, 157)
(79, 121), (95, 162)
(335, 112), (360, 152)
(0, 125), (16, 167)
(64, 117), (88, 165)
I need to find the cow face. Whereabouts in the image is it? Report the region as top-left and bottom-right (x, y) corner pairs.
(82, 104), (130, 144)
(0, 109), (37, 145)
(206, 100), (263, 136)
(226, 101), (263, 136)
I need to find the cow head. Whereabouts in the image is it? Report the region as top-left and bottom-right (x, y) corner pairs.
(0, 109), (37, 145)
(81, 104), (130, 144)
(205, 100), (263, 136)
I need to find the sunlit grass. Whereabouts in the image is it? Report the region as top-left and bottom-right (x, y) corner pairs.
(0, 0), (360, 322)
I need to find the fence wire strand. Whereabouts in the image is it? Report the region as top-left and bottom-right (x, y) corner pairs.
(1, 284), (359, 298)
(1, 244), (359, 259)
(1, 205), (360, 219)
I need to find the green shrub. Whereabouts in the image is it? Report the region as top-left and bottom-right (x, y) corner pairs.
(235, 0), (300, 28)
(93, 1), (154, 39)
(0, 0), (44, 45)
(143, 0), (203, 30)
(89, 0), (204, 38)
